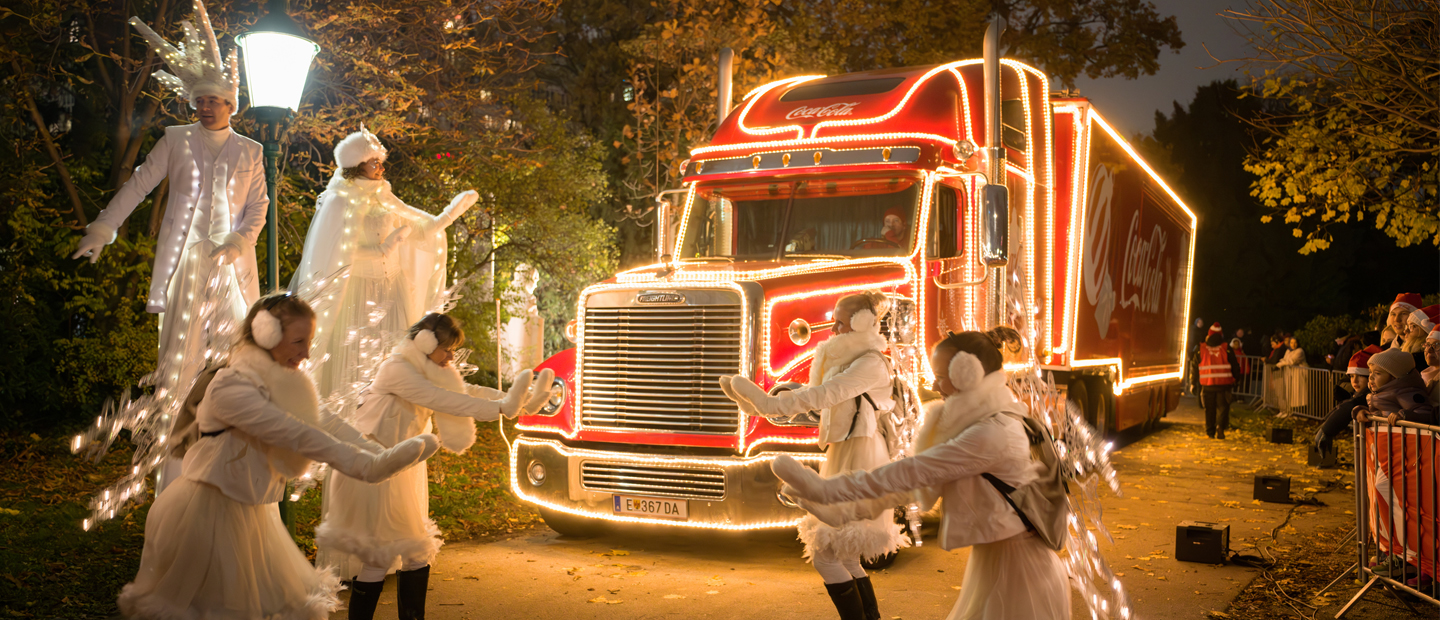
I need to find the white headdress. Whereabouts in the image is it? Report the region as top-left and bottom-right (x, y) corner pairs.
(334, 124), (389, 169)
(128, 0), (241, 111)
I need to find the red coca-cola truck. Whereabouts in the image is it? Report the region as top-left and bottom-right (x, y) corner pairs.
(511, 53), (1196, 534)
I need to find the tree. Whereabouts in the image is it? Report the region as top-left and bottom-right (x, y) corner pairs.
(1225, 0), (1439, 253)
(1141, 80), (1439, 341)
(0, 0), (613, 428)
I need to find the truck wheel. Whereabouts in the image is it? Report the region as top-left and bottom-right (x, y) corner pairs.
(1066, 380), (1089, 423)
(1083, 377), (1116, 437)
(539, 507), (604, 538)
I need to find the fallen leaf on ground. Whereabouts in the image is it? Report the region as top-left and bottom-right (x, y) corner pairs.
(663, 594), (686, 599)
(706, 590), (720, 595)
(588, 596), (623, 604)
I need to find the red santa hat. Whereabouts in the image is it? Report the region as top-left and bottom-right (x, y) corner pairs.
(1391, 292), (1422, 314)
(1408, 304), (1439, 331)
(1430, 324), (1440, 343)
(1208, 322), (1224, 336)
(1347, 345), (1382, 376)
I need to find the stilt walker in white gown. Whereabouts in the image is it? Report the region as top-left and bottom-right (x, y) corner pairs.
(770, 330), (1072, 620)
(118, 293), (443, 619)
(316, 313), (555, 619)
(290, 128), (479, 404)
(720, 291), (910, 620)
(70, 0), (269, 494)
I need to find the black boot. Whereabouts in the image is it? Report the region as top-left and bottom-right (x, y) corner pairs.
(347, 578), (384, 620)
(396, 564), (430, 620)
(824, 580), (866, 620)
(854, 576), (881, 620)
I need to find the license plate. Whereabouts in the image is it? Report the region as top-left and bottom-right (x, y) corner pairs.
(612, 495), (688, 519)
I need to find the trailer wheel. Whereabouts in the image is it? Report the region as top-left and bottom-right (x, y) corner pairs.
(539, 507), (604, 538)
(1066, 380), (1089, 422)
(1080, 377), (1115, 437)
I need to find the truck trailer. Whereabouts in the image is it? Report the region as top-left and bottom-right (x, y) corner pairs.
(511, 55), (1196, 534)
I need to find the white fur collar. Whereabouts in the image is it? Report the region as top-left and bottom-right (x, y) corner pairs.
(393, 338), (476, 453)
(228, 344), (321, 427)
(808, 329), (888, 385)
(914, 371), (1021, 453)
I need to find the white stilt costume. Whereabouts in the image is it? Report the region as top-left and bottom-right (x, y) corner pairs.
(289, 128), (478, 403)
(71, 0), (267, 494)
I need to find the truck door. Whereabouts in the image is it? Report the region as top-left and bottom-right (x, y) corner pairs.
(926, 181), (971, 345)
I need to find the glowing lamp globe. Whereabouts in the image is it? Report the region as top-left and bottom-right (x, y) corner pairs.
(235, 0), (318, 112)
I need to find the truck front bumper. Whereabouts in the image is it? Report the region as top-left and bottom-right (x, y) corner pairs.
(510, 436), (825, 530)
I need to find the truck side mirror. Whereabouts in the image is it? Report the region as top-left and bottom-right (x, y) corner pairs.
(981, 184), (1008, 267)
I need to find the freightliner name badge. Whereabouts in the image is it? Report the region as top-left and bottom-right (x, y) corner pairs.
(635, 291), (685, 304)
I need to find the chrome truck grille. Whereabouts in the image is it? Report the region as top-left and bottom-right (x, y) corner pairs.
(579, 298), (743, 435)
(580, 461), (726, 500)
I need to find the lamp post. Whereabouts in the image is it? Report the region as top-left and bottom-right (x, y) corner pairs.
(236, 0), (319, 292)
(236, 0), (318, 535)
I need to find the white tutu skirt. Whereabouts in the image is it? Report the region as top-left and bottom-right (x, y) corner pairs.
(798, 434), (910, 562)
(118, 478), (340, 620)
(315, 461), (441, 577)
(949, 532), (1071, 620)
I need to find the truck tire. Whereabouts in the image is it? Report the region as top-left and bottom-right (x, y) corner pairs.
(539, 507), (604, 538)
(1066, 380), (1089, 422)
(1083, 377), (1116, 437)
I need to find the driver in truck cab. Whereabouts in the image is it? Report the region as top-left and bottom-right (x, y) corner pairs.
(858, 207), (909, 249)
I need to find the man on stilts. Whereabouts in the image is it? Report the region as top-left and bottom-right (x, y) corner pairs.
(71, 0), (269, 493)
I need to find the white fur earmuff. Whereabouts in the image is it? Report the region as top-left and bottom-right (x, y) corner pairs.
(850, 308), (878, 333)
(252, 309), (283, 349)
(947, 351), (985, 392)
(413, 329), (439, 355)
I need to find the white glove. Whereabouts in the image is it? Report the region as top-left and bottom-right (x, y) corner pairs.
(518, 368), (557, 416)
(497, 370), (534, 418)
(70, 223), (117, 263)
(379, 225), (413, 256)
(719, 376), (760, 416)
(209, 243), (241, 265)
(420, 190), (478, 235)
(328, 434), (441, 483)
(728, 376), (795, 419)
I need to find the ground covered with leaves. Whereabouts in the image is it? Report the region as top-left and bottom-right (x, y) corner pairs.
(0, 422), (536, 618)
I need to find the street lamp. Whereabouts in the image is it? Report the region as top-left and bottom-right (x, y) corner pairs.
(236, 0), (319, 292)
(236, 0), (318, 535)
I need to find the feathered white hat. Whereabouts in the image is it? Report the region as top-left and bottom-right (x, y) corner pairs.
(334, 125), (388, 169)
(129, 0), (240, 111)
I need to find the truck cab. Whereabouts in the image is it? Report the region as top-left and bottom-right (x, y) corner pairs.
(512, 58), (1196, 533)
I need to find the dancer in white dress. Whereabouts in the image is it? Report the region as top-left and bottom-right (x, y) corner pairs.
(771, 330), (1071, 620)
(316, 313), (554, 619)
(721, 291), (910, 620)
(118, 293), (443, 619)
(70, 0), (268, 494)
(290, 127), (479, 402)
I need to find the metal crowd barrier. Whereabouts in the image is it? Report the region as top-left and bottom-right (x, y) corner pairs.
(1231, 355), (1267, 403)
(1338, 415), (1440, 617)
(1261, 364), (1349, 421)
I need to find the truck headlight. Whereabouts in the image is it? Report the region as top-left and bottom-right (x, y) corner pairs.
(541, 376), (566, 415)
(527, 460), (547, 486)
(564, 319), (579, 343)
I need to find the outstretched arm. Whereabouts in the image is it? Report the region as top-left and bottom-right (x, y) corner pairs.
(72, 136), (173, 262)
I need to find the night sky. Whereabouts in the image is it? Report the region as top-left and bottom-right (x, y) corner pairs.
(1069, 0), (1253, 138)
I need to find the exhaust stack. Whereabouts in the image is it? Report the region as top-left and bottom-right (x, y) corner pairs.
(982, 14), (1009, 327)
(716, 48), (734, 125)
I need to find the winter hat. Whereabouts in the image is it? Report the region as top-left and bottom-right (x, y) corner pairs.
(1347, 345), (1382, 376)
(1430, 324), (1440, 343)
(1409, 304), (1439, 331)
(1368, 347), (1416, 378)
(1208, 322), (1224, 336)
(334, 125), (388, 169)
(1391, 293), (1423, 314)
(1230, 337), (1244, 350)
(129, 0), (240, 111)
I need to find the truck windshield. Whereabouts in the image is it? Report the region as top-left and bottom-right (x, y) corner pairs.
(677, 176), (920, 261)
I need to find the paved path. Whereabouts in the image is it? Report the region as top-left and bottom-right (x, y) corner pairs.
(331, 398), (1365, 619)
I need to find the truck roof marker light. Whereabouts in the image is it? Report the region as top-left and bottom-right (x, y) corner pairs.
(509, 437), (824, 531)
(690, 132), (958, 157)
(1088, 111), (1199, 372)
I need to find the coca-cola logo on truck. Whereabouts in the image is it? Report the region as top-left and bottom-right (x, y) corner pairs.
(785, 102), (861, 120)
(1082, 163), (1181, 341)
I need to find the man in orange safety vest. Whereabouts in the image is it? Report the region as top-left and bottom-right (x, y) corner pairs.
(1192, 322), (1242, 439)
